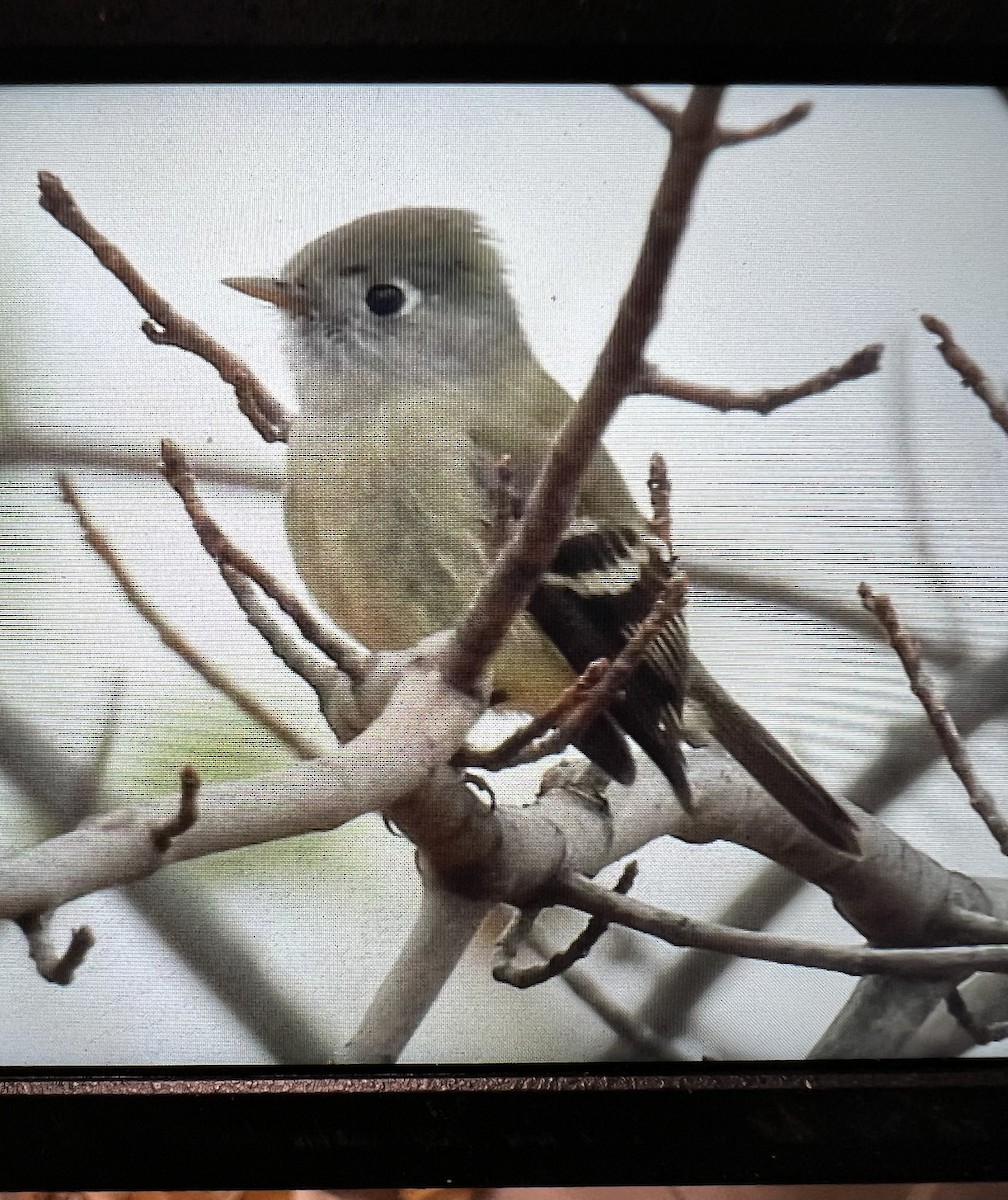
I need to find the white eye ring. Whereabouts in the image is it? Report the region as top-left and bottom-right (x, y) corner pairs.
(364, 278), (422, 317)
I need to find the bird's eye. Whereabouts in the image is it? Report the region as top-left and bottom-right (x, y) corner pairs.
(365, 283), (407, 316)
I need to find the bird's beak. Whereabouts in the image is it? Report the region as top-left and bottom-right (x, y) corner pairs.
(222, 275), (311, 316)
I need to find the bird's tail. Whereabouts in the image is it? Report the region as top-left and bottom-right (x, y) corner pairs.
(687, 659), (860, 855)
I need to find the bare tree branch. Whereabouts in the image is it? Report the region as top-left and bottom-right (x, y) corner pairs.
(526, 926), (673, 1058)
(618, 88), (812, 148)
(151, 764), (200, 852)
(445, 86), (725, 691)
(0, 699), (334, 1062)
(808, 977), (957, 1059)
(603, 645), (1008, 1059)
(714, 100), (814, 146)
(18, 911), (95, 986)
(59, 472), (319, 759)
(552, 871), (1008, 981)
(37, 170), (294, 443)
(470, 576), (688, 773)
(635, 343), (883, 413)
(218, 562), (349, 728)
(891, 332), (968, 649)
(5, 681), (1008, 1021)
(160, 439), (371, 683)
(1, 429), (281, 492)
(494, 861), (638, 988)
(860, 582), (1008, 855)
(340, 876), (491, 1064)
(459, 659), (609, 771)
(0, 661), (486, 922)
(922, 313), (1008, 438)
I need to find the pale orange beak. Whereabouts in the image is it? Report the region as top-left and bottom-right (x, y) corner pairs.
(222, 275), (312, 316)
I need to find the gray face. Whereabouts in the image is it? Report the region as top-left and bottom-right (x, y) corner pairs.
(276, 207), (526, 408)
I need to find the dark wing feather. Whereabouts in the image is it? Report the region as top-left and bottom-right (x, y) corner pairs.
(528, 520), (691, 802)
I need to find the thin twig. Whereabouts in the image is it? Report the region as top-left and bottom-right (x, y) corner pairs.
(494, 860), (639, 987)
(647, 452), (674, 549)
(466, 572), (687, 772)
(552, 872), (1008, 981)
(18, 912), (96, 986)
(219, 563), (348, 723)
(859, 582), (1008, 855)
(891, 332), (967, 649)
(160, 439), (371, 682)
(37, 170), (293, 443)
(151, 764), (200, 852)
(922, 314), (1008, 438)
(714, 100), (813, 146)
(617, 86), (683, 132)
(491, 907), (540, 981)
(458, 659), (609, 771)
(526, 927), (672, 1057)
(619, 88), (812, 147)
(635, 343), (884, 413)
(58, 472), (317, 758)
(544, 575), (687, 755)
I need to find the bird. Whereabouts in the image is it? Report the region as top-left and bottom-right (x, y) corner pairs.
(223, 206), (859, 855)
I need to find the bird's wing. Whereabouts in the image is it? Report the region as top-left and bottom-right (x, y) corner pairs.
(527, 518), (691, 799)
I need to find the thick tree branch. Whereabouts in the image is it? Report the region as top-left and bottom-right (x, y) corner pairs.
(614, 642), (1008, 1059)
(37, 170), (293, 443)
(446, 86), (724, 691)
(4, 685), (1007, 1023)
(340, 877), (491, 1064)
(0, 660), (485, 922)
(0, 698), (333, 1061)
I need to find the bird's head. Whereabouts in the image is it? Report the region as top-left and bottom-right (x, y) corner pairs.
(224, 207), (525, 408)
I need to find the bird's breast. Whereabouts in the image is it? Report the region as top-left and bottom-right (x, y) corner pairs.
(284, 408), (481, 650)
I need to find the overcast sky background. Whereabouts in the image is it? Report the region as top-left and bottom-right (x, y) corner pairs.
(1, 85), (1007, 1065)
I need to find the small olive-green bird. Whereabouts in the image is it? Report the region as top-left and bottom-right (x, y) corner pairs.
(224, 207), (858, 854)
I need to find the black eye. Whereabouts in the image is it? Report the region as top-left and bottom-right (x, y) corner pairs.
(365, 283), (406, 316)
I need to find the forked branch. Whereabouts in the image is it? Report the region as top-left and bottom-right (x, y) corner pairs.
(859, 582), (1008, 855)
(37, 170), (293, 442)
